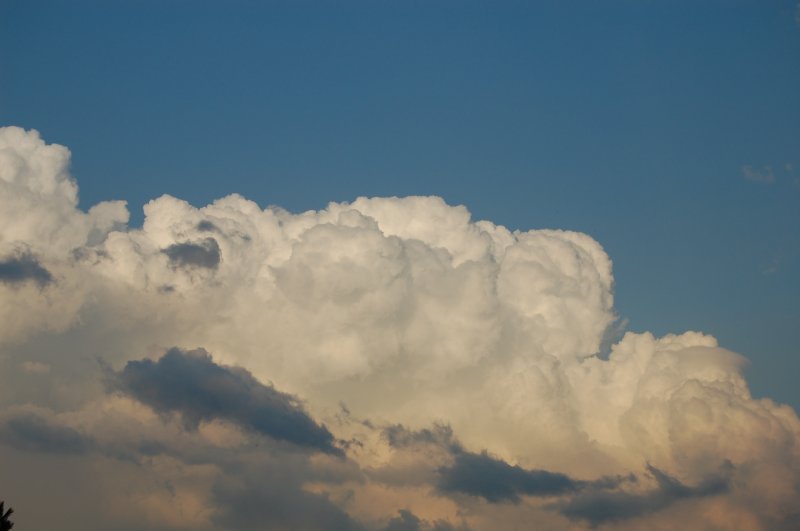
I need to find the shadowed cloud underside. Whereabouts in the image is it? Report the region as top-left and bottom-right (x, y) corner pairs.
(114, 347), (341, 455)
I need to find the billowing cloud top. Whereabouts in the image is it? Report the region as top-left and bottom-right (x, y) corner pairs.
(0, 126), (798, 530)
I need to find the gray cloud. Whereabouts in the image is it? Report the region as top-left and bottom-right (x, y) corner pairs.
(162, 238), (221, 269)
(0, 403), (368, 531)
(556, 463), (732, 526)
(0, 411), (92, 455)
(196, 220), (219, 233)
(438, 451), (588, 503)
(383, 510), (469, 531)
(388, 423), (731, 525)
(384, 423), (461, 453)
(211, 460), (365, 531)
(384, 424), (623, 505)
(384, 510), (424, 531)
(113, 348), (341, 455)
(0, 251), (53, 287)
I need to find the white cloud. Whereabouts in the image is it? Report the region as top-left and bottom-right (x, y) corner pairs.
(1, 127), (798, 530)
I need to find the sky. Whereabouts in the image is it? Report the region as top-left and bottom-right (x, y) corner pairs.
(1, 1), (799, 530)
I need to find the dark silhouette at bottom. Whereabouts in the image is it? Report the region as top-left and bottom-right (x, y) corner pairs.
(0, 501), (13, 531)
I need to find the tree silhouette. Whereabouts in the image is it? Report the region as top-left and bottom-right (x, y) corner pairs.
(0, 501), (13, 531)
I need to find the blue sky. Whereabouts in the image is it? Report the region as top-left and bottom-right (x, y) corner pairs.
(2, 0), (799, 407)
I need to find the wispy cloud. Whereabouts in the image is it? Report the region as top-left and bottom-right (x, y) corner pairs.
(741, 164), (775, 184)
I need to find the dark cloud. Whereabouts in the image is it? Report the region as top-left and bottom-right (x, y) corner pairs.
(437, 447), (728, 525)
(162, 238), (221, 269)
(556, 463), (732, 526)
(113, 348), (341, 455)
(384, 510), (423, 531)
(0, 411), (92, 454)
(438, 451), (585, 503)
(0, 251), (52, 287)
(383, 510), (469, 531)
(382, 425), (623, 505)
(196, 220), (218, 232)
(384, 423), (461, 453)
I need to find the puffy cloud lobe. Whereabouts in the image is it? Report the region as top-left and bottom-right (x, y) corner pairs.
(0, 127), (127, 345)
(0, 126), (128, 254)
(114, 348), (341, 455)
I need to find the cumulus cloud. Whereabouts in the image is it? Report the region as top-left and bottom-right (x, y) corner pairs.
(0, 126), (799, 530)
(0, 126), (128, 254)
